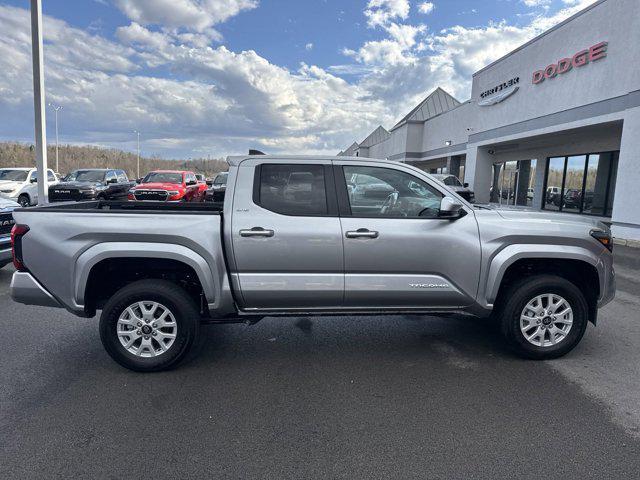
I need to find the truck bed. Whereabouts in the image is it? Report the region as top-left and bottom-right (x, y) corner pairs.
(11, 199), (231, 317)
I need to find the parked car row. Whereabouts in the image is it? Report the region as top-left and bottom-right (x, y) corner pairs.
(0, 167), (229, 205)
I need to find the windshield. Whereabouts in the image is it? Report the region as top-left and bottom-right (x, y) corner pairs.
(433, 174), (462, 187)
(65, 170), (106, 183)
(213, 173), (228, 185)
(0, 169), (29, 182)
(143, 172), (183, 184)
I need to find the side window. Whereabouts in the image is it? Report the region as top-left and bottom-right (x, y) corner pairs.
(117, 170), (128, 183)
(105, 171), (117, 183)
(47, 170), (56, 181)
(342, 166), (443, 218)
(256, 164), (328, 216)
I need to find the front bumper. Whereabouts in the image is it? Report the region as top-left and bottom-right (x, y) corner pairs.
(10, 271), (62, 308)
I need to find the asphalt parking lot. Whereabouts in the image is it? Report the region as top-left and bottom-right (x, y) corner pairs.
(1, 247), (640, 479)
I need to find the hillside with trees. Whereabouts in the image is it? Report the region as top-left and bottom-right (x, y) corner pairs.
(0, 142), (228, 179)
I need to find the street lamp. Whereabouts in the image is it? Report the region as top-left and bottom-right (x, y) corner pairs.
(133, 130), (140, 179)
(30, 0), (49, 205)
(48, 103), (62, 173)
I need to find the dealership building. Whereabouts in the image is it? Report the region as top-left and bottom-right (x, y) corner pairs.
(339, 0), (640, 241)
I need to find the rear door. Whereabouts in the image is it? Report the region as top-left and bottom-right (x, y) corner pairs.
(230, 159), (343, 310)
(334, 161), (481, 309)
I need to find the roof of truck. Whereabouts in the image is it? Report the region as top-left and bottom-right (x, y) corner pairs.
(226, 155), (393, 167)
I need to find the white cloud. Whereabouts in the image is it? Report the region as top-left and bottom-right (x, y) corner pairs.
(305, 43), (313, 51)
(364, 0), (410, 28)
(0, 5), (390, 156)
(521, 0), (551, 7)
(418, 2), (435, 15)
(114, 0), (258, 33)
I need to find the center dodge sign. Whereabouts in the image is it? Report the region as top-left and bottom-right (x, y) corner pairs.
(532, 41), (607, 84)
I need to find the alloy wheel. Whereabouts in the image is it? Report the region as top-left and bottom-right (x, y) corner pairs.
(519, 293), (573, 347)
(116, 301), (178, 357)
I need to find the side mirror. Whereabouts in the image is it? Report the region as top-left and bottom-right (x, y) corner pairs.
(107, 178), (118, 184)
(136, 178), (143, 184)
(439, 196), (466, 220)
(30, 177), (37, 183)
(463, 182), (469, 188)
(187, 180), (197, 186)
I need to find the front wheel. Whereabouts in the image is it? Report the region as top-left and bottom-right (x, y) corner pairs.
(498, 275), (588, 359)
(99, 279), (200, 372)
(18, 194), (30, 207)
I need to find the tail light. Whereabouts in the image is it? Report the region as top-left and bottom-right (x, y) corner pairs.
(590, 229), (613, 252)
(11, 224), (29, 271)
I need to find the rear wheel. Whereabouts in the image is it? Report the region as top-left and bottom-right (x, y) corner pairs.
(99, 279), (200, 372)
(498, 274), (588, 359)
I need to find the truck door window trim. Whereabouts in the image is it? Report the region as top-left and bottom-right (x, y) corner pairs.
(252, 163), (339, 217)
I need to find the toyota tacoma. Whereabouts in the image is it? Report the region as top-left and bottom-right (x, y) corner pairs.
(10, 155), (615, 371)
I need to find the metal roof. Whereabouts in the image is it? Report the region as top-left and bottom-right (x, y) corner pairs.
(359, 125), (391, 148)
(391, 87), (461, 131)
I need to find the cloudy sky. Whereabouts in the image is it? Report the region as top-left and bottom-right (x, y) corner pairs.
(0, 0), (595, 159)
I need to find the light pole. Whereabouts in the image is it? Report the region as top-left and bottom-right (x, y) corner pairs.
(30, 0), (49, 205)
(133, 130), (140, 179)
(48, 103), (62, 173)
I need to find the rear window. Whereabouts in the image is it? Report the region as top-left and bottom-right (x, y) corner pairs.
(256, 164), (327, 216)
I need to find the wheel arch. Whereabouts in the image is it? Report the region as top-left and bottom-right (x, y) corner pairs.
(484, 245), (603, 322)
(76, 243), (218, 316)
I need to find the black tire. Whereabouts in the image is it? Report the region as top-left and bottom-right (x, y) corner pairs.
(18, 194), (30, 207)
(498, 274), (588, 359)
(99, 279), (200, 372)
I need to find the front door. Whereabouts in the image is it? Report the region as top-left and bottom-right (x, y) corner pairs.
(231, 160), (343, 310)
(335, 162), (481, 309)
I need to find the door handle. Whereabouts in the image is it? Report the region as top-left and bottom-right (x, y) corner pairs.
(345, 228), (379, 239)
(240, 227), (275, 238)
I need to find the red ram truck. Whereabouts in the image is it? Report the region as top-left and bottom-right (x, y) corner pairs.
(128, 170), (205, 202)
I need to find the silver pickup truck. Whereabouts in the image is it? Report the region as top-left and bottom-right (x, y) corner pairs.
(10, 155), (615, 371)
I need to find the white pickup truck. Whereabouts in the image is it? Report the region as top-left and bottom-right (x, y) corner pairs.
(0, 167), (58, 206)
(10, 155), (615, 371)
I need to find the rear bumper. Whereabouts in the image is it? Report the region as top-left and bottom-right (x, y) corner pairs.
(10, 271), (62, 308)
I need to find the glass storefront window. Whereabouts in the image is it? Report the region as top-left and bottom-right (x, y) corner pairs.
(563, 155), (586, 213)
(490, 159), (537, 207)
(544, 157), (565, 211)
(543, 151), (619, 217)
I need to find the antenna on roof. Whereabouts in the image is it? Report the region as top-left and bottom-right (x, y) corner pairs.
(249, 149), (266, 155)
